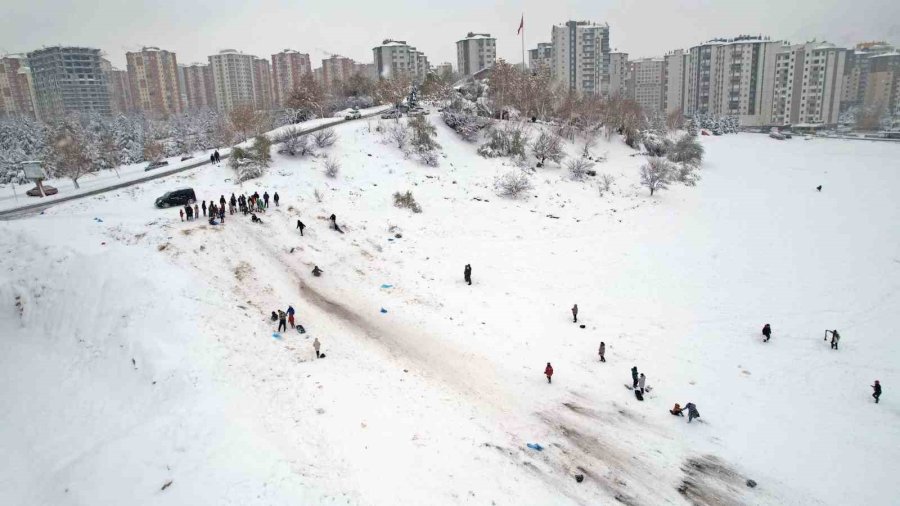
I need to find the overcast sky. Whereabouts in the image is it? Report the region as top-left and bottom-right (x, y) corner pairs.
(2, 0), (898, 69)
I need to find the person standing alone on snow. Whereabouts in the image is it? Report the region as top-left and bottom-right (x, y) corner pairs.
(287, 305), (295, 328)
(762, 323), (772, 342)
(572, 304), (578, 323)
(830, 329), (841, 350)
(544, 363), (554, 383)
(638, 373), (646, 394)
(263, 192), (270, 208)
(273, 192), (280, 207)
(872, 380), (882, 403)
(599, 342), (606, 362)
(313, 337), (321, 359)
(631, 366), (639, 388)
(464, 264), (472, 285)
(277, 310), (287, 333)
(297, 220), (306, 236)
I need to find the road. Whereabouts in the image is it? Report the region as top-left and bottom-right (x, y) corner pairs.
(0, 107), (389, 220)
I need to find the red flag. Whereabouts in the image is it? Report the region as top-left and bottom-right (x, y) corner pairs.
(517, 15), (524, 35)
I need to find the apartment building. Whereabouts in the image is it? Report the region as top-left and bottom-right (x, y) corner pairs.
(841, 42), (896, 110)
(102, 62), (132, 115)
(27, 46), (111, 119)
(528, 43), (553, 72)
(180, 63), (217, 110)
(663, 49), (691, 116)
(863, 52), (900, 119)
(353, 62), (377, 80)
(251, 57), (273, 110)
(271, 49), (311, 106)
(208, 49), (259, 111)
(456, 32), (496, 76)
(550, 20), (610, 95)
(322, 55), (355, 88)
(434, 62), (453, 78)
(608, 52), (629, 97)
(373, 40), (429, 82)
(0, 55), (38, 119)
(630, 58), (666, 114)
(125, 47), (183, 118)
(686, 36), (783, 126)
(771, 42), (847, 126)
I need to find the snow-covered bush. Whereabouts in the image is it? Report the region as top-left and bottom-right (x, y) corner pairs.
(598, 173), (615, 195)
(640, 157), (673, 196)
(324, 159), (340, 178)
(419, 150), (440, 167)
(531, 130), (564, 166)
(642, 132), (673, 157)
(478, 122), (529, 158)
(567, 158), (595, 181)
(393, 190), (422, 213)
(250, 135), (272, 167)
(667, 134), (704, 166)
(409, 116), (440, 153)
(442, 110), (483, 142)
(313, 128), (337, 148)
(388, 123), (409, 149)
(494, 170), (533, 198)
(278, 128), (316, 157)
(673, 163), (701, 186)
(229, 146), (265, 182)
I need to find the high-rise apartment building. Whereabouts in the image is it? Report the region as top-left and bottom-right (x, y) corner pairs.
(27, 46), (111, 119)
(528, 43), (553, 72)
(322, 55), (355, 88)
(251, 57), (273, 110)
(630, 58), (666, 114)
(102, 62), (132, 115)
(456, 32), (496, 76)
(434, 62), (453, 78)
(841, 42), (897, 111)
(271, 49), (311, 106)
(0, 55), (38, 119)
(608, 52), (629, 97)
(770, 42), (847, 126)
(663, 49), (691, 116)
(863, 52), (900, 120)
(372, 40), (429, 82)
(353, 62), (377, 80)
(550, 21), (610, 95)
(180, 63), (217, 110)
(686, 36), (783, 126)
(208, 49), (259, 111)
(125, 47), (183, 118)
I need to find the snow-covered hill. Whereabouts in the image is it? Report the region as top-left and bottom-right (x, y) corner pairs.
(1, 118), (898, 505)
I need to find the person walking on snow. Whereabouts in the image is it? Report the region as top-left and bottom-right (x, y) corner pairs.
(214, 150), (220, 164)
(179, 208), (184, 221)
(631, 366), (639, 388)
(277, 310), (287, 333)
(194, 204), (199, 220)
(230, 194), (237, 215)
(202, 200), (207, 216)
(329, 213), (337, 229)
(219, 195), (226, 211)
(762, 323), (772, 342)
(218, 206), (225, 223)
(185, 204), (193, 221)
(599, 342), (606, 362)
(210, 153), (215, 164)
(464, 264), (472, 285)
(830, 329), (841, 350)
(544, 362), (554, 384)
(297, 220), (306, 236)
(287, 305), (295, 328)
(313, 337), (321, 359)
(273, 192), (280, 207)
(872, 380), (882, 403)
(685, 402), (700, 423)
(263, 192), (270, 208)
(638, 373), (646, 394)
(572, 304), (579, 323)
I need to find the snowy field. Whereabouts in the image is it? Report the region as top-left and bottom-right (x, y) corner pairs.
(1, 119), (898, 505)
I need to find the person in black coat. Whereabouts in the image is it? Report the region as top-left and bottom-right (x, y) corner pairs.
(631, 366), (639, 388)
(872, 380), (882, 403)
(214, 150), (220, 163)
(464, 264), (472, 285)
(273, 192), (280, 207)
(762, 323), (772, 342)
(263, 192), (270, 208)
(210, 153), (216, 164)
(297, 220), (306, 236)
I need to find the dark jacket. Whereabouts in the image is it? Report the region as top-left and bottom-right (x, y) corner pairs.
(631, 367), (638, 381)
(762, 324), (771, 336)
(873, 383), (882, 395)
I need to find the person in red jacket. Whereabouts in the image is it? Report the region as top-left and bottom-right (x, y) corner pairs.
(544, 362), (554, 384)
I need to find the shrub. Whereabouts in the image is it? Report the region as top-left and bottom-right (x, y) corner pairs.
(494, 170), (533, 198)
(642, 132), (672, 157)
(532, 130), (565, 165)
(409, 116), (440, 153)
(640, 157), (673, 196)
(393, 190), (422, 213)
(673, 163), (701, 186)
(324, 159), (340, 178)
(598, 173), (615, 195)
(478, 122), (529, 158)
(667, 134), (704, 166)
(250, 135), (272, 167)
(313, 128), (337, 148)
(567, 158), (595, 181)
(419, 150), (440, 167)
(442, 110), (484, 142)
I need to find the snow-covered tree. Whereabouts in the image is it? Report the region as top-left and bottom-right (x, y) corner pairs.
(287, 73), (328, 118)
(531, 130), (564, 166)
(640, 157), (673, 196)
(375, 75), (411, 109)
(478, 122), (529, 158)
(667, 134), (704, 166)
(441, 110), (483, 142)
(494, 170), (533, 198)
(47, 119), (96, 189)
(249, 135), (272, 167)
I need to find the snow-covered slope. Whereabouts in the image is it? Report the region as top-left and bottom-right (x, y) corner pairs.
(1, 119), (898, 505)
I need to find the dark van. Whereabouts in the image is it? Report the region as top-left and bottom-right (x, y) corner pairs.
(155, 188), (196, 208)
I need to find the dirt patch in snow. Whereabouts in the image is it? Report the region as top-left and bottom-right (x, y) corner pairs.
(678, 455), (751, 506)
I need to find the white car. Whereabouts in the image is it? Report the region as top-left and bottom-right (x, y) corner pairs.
(345, 108), (362, 120)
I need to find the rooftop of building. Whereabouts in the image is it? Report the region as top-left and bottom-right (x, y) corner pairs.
(459, 32), (494, 42)
(554, 20), (609, 28)
(376, 40), (409, 48)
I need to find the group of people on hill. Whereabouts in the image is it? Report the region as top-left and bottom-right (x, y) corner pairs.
(178, 190), (283, 225)
(271, 306), (322, 359)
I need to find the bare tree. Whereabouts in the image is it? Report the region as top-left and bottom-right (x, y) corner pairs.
(287, 73), (328, 118)
(142, 139), (165, 162)
(49, 126), (95, 189)
(375, 75), (412, 108)
(598, 173), (615, 195)
(531, 130), (565, 166)
(494, 170), (533, 198)
(388, 122), (409, 149)
(566, 158), (595, 181)
(313, 128), (337, 148)
(640, 157), (673, 196)
(228, 105), (265, 142)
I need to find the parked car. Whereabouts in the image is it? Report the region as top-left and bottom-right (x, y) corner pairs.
(345, 108), (362, 120)
(145, 160), (169, 171)
(26, 185), (58, 197)
(381, 109), (402, 119)
(769, 131), (786, 140)
(407, 108), (425, 117)
(155, 188), (196, 208)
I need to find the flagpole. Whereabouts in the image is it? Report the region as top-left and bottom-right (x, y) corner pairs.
(521, 14), (525, 69)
